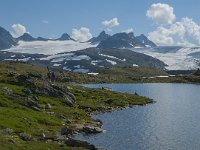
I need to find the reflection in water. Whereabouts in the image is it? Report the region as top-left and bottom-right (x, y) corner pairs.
(76, 83), (200, 150)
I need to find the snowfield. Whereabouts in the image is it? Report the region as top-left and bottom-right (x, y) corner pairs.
(131, 47), (200, 70)
(5, 40), (96, 55)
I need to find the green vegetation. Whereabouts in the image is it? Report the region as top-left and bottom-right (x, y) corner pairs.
(0, 61), (152, 149)
(57, 66), (200, 84)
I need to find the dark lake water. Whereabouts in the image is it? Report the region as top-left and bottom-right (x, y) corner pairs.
(76, 83), (200, 150)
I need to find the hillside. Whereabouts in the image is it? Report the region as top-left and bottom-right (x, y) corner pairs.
(0, 61), (152, 149)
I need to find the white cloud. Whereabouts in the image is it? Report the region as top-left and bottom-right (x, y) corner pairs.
(71, 27), (92, 42)
(148, 17), (200, 46)
(102, 17), (119, 28)
(122, 28), (133, 33)
(11, 24), (27, 38)
(146, 3), (176, 24)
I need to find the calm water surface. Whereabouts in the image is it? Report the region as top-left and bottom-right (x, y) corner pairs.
(76, 83), (200, 150)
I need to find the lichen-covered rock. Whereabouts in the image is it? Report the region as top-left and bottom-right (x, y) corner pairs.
(60, 127), (73, 135)
(19, 133), (32, 141)
(45, 103), (52, 109)
(2, 128), (13, 134)
(25, 98), (42, 111)
(2, 87), (13, 95)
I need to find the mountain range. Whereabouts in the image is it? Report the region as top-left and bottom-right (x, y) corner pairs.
(2, 25), (199, 71)
(0, 26), (156, 50)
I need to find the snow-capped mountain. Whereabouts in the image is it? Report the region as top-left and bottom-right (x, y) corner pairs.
(1, 26), (200, 71)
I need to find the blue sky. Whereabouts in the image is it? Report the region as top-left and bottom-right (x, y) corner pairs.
(1, 0), (200, 45)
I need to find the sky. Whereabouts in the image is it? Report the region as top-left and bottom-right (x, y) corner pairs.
(1, 0), (200, 46)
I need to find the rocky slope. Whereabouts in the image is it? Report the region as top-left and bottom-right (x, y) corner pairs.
(0, 26), (17, 50)
(50, 47), (167, 72)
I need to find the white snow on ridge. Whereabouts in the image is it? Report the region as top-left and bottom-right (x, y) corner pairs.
(70, 55), (90, 61)
(53, 63), (61, 67)
(99, 53), (126, 61)
(106, 59), (117, 65)
(133, 64), (139, 67)
(40, 53), (74, 61)
(5, 40), (96, 55)
(4, 57), (31, 62)
(39, 53), (90, 63)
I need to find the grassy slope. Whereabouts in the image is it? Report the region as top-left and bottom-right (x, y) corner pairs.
(0, 61), (152, 149)
(56, 66), (200, 84)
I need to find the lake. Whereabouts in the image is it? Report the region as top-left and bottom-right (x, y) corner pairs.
(76, 83), (200, 150)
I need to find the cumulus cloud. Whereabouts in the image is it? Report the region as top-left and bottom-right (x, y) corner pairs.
(71, 27), (92, 42)
(102, 17), (119, 29)
(146, 3), (176, 24)
(148, 17), (200, 46)
(122, 28), (134, 33)
(11, 24), (27, 37)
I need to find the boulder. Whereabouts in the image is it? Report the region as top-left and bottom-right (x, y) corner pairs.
(19, 133), (32, 141)
(39, 133), (45, 140)
(65, 138), (96, 150)
(25, 99), (42, 111)
(53, 132), (67, 142)
(82, 126), (103, 134)
(45, 103), (52, 109)
(2, 87), (13, 95)
(60, 127), (73, 135)
(7, 138), (15, 144)
(2, 128), (13, 134)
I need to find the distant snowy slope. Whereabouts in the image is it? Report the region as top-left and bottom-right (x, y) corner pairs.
(4, 40), (97, 55)
(131, 47), (200, 70)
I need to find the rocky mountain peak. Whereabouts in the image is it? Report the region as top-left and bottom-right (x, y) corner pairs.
(88, 30), (110, 44)
(57, 33), (74, 41)
(17, 33), (36, 41)
(0, 26), (17, 50)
